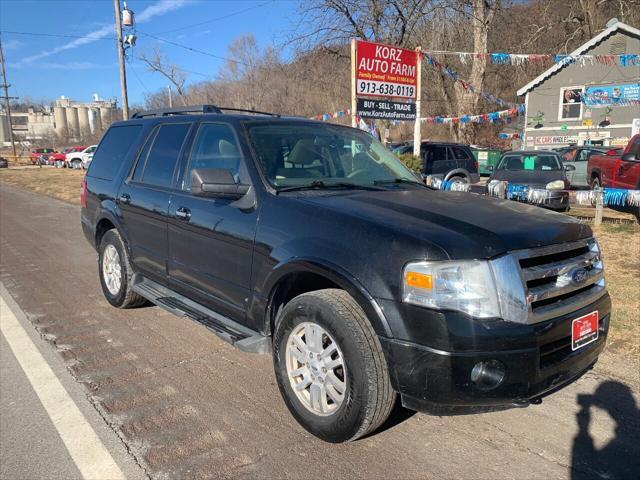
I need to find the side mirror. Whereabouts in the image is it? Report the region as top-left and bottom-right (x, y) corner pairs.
(621, 153), (639, 162)
(564, 164), (576, 171)
(190, 168), (250, 199)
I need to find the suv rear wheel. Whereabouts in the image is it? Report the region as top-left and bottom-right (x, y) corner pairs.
(273, 289), (395, 442)
(98, 229), (146, 308)
(449, 175), (469, 186)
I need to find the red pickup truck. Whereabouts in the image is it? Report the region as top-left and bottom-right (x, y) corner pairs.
(588, 134), (640, 190)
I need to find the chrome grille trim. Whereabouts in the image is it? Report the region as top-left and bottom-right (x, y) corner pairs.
(509, 238), (606, 324)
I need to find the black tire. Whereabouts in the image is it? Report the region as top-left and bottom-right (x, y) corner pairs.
(72, 159), (82, 169)
(98, 229), (146, 308)
(273, 289), (395, 442)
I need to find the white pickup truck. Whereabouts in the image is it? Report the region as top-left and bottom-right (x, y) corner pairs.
(66, 145), (97, 169)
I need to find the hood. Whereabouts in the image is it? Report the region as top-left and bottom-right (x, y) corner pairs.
(489, 169), (566, 186)
(297, 188), (590, 259)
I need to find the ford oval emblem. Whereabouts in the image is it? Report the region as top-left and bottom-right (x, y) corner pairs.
(571, 268), (588, 285)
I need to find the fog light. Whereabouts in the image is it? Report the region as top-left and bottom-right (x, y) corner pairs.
(471, 360), (506, 391)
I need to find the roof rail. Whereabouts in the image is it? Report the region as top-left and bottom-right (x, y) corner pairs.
(217, 107), (279, 117)
(131, 105), (222, 118)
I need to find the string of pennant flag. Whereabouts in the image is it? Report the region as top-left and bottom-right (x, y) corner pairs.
(420, 105), (525, 125)
(422, 51), (640, 68)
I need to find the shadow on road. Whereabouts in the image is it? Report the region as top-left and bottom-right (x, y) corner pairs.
(571, 380), (640, 479)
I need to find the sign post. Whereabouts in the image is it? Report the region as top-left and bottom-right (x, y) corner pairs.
(413, 47), (422, 158)
(351, 39), (357, 128)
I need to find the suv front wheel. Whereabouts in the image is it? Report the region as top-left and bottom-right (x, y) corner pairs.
(98, 229), (146, 308)
(273, 289), (395, 442)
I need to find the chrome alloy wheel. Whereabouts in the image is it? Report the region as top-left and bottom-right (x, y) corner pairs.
(102, 244), (122, 295)
(285, 322), (347, 416)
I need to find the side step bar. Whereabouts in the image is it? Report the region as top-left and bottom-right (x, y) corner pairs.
(131, 276), (270, 355)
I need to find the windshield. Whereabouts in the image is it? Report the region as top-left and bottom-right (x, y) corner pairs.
(497, 153), (562, 171)
(246, 122), (419, 190)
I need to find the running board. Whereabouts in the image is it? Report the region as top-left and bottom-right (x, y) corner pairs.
(131, 277), (270, 355)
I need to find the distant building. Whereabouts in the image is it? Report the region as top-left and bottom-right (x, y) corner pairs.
(517, 21), (640, 150)
(0, 94), (117, 145)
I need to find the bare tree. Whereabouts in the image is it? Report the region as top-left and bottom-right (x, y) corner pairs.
(140, 47), (188, 105)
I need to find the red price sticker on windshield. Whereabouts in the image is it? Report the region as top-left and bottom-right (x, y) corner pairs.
(356, 40), (418, 99)
(571, 311), (599, 351)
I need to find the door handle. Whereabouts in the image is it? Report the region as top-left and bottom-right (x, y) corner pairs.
(175, 207), (191, 221)
(118, 193), (131, 205)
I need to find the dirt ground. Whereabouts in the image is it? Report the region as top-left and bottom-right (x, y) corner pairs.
(1, 167), (638, 360)
(0, 167), (85, 204)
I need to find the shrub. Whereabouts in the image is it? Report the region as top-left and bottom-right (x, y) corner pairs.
(397, 153), (423, 173)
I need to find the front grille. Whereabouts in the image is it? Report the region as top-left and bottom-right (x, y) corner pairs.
(512, 239), (606, 323)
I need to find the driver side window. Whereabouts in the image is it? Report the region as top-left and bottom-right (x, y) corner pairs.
(184, 123), (243, 190)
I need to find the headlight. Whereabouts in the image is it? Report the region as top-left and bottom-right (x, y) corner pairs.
(403, 257), (529, 322)
(403, 260), (500, 318)
(546, 180), (565, 190)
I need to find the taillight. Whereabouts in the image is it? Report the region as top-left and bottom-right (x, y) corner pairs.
(81, 179), (87, 208)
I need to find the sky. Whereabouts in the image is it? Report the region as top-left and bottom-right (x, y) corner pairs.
(0, 0), (299, 106)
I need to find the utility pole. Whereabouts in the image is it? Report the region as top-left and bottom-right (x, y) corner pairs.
(0, 38), (17, 161)
(113, 0), (129, 120)
(167, 85), (173, 108)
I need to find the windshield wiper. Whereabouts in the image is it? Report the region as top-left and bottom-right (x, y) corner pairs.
(373, 178), (427, 188)
(277, 180), (384, 193)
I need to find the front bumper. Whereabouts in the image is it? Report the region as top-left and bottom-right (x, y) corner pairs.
(378, 292), (611, 413)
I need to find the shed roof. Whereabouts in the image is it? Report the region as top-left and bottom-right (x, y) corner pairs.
(516, 21), (640, 97)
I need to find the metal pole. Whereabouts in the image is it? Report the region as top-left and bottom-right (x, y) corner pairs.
(167, 85), (173, 108)
(0, 38), (17, 161)
(594, 187), (603, 226)
(351, 39), (357, 128)
(113, 0), (129, 120)
(413, 47), (422, 158)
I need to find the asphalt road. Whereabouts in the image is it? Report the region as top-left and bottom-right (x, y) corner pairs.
(1, 183), (638, 480)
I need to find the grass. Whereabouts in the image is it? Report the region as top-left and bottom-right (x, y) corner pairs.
(1, 167), (638, 359)
(592, 223), (640, 358)
(0, 167), (84, 204)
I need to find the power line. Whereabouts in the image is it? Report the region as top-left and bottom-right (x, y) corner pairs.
(0, 30), (114, 41)
(153, 0), (275, 35)
(137, 31), (250, 66)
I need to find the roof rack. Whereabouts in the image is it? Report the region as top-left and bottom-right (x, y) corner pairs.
(131, 104), (280, 119)
(131, 105), (222, 118)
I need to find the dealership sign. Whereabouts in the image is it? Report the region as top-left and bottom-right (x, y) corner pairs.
(355, 40), (418, 99)
(356, 98), (416, 120)
(534, 135), (579, 145)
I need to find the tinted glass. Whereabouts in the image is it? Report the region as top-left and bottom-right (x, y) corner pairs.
(629, 138), (640, 155)
(432, 146), (447, 161)
(498, 154), (562, 171)
(451, 146), (469, 160)
(185, 123), (241, 190)
(247, 123), (416, 188)
(140, 123), (191, 188)
(87, 125), (143, 180)
(132, 127), (159, 182)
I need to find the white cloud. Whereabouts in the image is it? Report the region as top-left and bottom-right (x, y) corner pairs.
(19, 0), (189, 65)
(3, 39), (25, 51)
(9, 61), (116, 70)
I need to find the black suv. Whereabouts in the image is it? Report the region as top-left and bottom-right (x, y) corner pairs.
(394, 141), (479, 184)
(82, 105), (610, 443)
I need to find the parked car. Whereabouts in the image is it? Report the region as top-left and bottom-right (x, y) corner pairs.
(82, 105), (610, 443)
(587, 135), (640, 190)
(30, 148), (56, 165)
(66, 145), (96, 169)
(488, 150), (574, 211)
(394, 141), (479, 184)
(560, 146), (622, 188)
(50, 146), (87, 167)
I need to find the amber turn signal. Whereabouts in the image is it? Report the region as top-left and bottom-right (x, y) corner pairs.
(405, 271), (433, 289)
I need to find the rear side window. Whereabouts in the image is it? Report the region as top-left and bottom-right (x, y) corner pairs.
(136, 123), (191, 188)
(432, 146), (447, 161)
(451, 146), (470, 160)
(88, 125), (142, 180)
